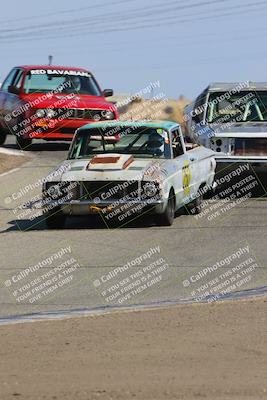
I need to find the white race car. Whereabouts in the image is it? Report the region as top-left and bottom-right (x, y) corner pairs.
(185, 82), (267, 171)
(42, 120), (216, 228)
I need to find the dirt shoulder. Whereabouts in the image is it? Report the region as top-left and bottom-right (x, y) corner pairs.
(0, 298), (266, 400)
(0, 152), (28, 175)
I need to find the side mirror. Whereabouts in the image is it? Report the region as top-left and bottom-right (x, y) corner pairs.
(8, 85), (20, 95)
(103, 89), (113, 97)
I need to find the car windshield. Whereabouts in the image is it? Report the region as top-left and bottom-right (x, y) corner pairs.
(68, 127), (171, 159)
(23, 69), (101, 95)
(206, 91), (267, 123)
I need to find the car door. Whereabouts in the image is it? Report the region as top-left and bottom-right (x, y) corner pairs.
(168, 127), (188, 208)
(0, 68), (18, 129)
(0, 68), (23, 133)
(171, 127), (199, 205)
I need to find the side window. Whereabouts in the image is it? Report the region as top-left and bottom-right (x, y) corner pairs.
(1, 69), (19, 92)
(13, 69), (24, 90)
(171, 129), (184, 158)
(192, 88), (208, 123)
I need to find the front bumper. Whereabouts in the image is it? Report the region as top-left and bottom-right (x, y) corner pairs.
(23, 118), (117, 140)
(43, 199), (165, 216)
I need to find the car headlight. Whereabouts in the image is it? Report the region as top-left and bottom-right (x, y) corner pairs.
(101, 110), (115, 120)
(35, 109), (46, 118)
(93, 113), (101, 121)
(46, 109), (57, 118)
(143, 182), (158, 198)
(46, 183), (62, 200)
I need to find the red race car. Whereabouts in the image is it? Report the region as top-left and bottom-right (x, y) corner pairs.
(0, 65), (118, 149)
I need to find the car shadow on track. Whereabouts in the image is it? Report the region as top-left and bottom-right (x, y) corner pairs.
(2, 213), (182, 232)
(2, 189), (266, 233)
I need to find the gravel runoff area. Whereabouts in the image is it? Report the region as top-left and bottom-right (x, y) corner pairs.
(0, 297), (266, 400)
(0, 151), (28, 175)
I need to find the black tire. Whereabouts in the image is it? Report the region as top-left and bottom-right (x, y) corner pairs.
(16, 136), (32, 150)
(0, 129), (7, 145)
(44, 210), (66, 229)
(155, 192), (175, 226)
(187, 192), (203, 215)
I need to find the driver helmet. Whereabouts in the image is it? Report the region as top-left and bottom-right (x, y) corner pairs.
(70, 76), (81, 92)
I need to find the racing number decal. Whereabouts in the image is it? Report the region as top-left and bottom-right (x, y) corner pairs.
(182, 160), (192, 196)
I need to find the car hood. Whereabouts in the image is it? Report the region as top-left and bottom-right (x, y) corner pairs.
(209, 122), (267, 138)
(20, 93), (115, 111)
(46, 155), (167, 183)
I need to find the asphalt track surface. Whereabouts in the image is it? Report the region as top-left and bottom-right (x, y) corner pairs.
(0, 136), (266, 323)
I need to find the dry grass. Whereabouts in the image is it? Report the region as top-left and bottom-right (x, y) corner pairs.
(119, 96), (190, 129)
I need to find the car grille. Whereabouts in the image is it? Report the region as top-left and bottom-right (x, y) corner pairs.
(43, 181), (161, 204)
(54, 109), (107, 120)
(79, 181), (161, 202)
(80, 181), (140, 201)
(43, 182), (79, 202)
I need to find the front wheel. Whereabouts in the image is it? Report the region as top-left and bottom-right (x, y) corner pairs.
(44, 209), (66, 229)
(16, 136), (32, 150)
(0, 129), (7, 145)
(155, 192), (175, 226)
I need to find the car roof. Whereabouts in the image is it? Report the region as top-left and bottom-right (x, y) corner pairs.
(208, 82), (267, 91)
(16, 65), (90, 72)
(78, 120), (179, 131)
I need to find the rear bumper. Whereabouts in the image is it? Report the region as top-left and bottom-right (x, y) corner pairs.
(215, 156), (267, 170)
(215, 157), (267, 193)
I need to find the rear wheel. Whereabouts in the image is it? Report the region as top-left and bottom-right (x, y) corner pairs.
(44, 209), (66, 229)
(155, 192), (175, 226)
(16, 136), (32, 150)
(0, 129), (7, 145)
